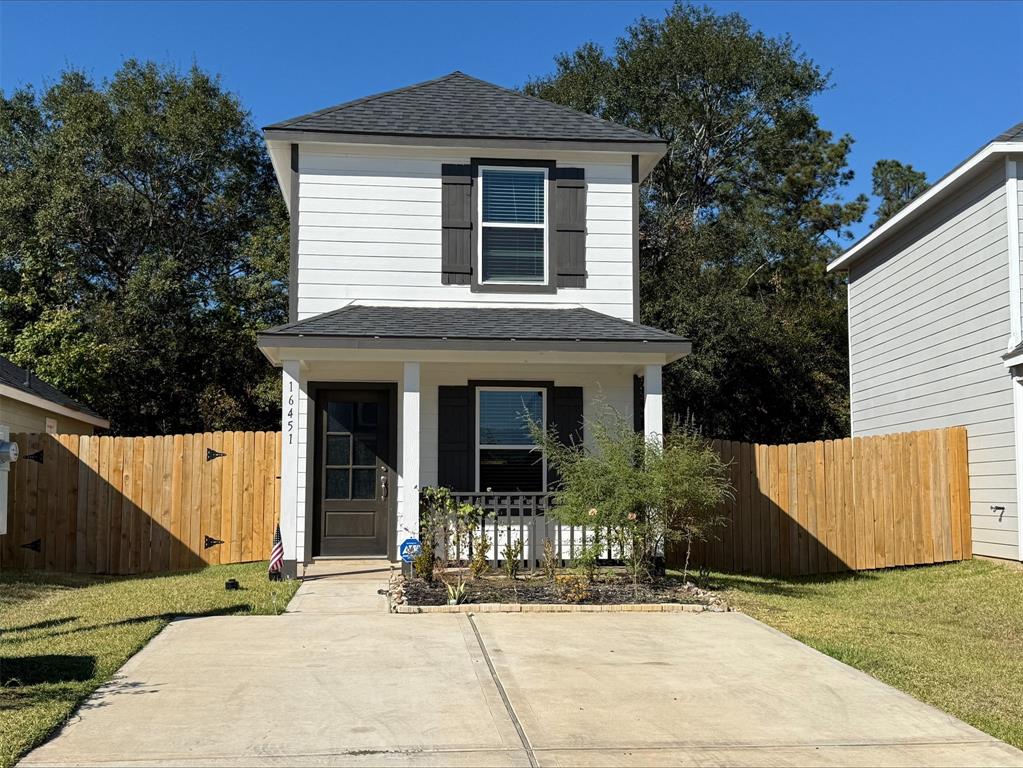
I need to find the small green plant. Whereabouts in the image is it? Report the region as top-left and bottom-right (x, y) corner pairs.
(501, 538), (523, 580)
(573, 540), (602, 583)
(469, 531), (492, 580)
(412, 548), (435, 583)
(445, 575), (468, 605)
(541, 538), (558, 580)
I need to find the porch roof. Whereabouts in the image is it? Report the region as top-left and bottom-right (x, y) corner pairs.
(256, 305), (691, 361)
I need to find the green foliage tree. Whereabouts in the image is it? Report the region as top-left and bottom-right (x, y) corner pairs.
(526, 2), (869, 441)
(871, 159), (929, 228)
(0, 60), (288, 434)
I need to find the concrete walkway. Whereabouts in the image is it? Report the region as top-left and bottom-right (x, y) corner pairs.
(21, 563), (1023, 767)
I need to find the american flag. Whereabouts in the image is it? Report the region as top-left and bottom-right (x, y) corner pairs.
(268, 523), (284, 580)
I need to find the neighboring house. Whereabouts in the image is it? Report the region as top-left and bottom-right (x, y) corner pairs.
(829, 122), (1023, 563)
(257, 72), (689, 573)
(0, 354), (109, 435)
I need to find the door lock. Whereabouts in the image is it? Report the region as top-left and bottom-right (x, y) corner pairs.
(379, 469), (388, 499)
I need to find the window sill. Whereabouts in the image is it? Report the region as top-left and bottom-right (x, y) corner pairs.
(470, 281), (557, 295)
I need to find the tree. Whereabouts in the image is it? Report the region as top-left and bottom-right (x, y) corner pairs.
(527, 2), (868, 441)
(0, 61), (288, 434)
(871, 159), (929, 227)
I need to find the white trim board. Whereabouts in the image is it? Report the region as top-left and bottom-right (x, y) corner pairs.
(0, 384), (109, 429)
(830, 142), (1022, 272)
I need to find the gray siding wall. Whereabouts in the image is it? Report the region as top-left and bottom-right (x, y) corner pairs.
(848, 162), (1019, 561)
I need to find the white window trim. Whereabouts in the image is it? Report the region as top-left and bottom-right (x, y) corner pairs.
(477, 166), (550, 286)
(475, 386), (547, 493)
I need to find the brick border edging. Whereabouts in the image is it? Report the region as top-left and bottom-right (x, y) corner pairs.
(395, 602), (728, 614)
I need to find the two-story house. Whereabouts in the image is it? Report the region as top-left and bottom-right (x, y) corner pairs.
(830, 122), (1023, 563)
(256, 73), (689, 575)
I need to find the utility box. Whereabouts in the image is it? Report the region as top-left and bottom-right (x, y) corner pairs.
(0, 425), (18, 536)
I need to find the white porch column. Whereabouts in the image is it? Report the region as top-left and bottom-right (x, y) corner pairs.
(401, 361), (421, 543)
(644, 363), (664, 445)
(280, 361), (301, 576)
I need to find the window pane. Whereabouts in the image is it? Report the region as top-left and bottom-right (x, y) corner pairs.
(352, 469), (376, 499)
(326, 434), (351, 466)
(479, 390), (542, 445)
(325, 468), (350, 499)
(482, 169), (544, 224)
(353, 436), (377, 466)
(327, 402), (353, 432)
(482, 228), (544, 283)
(479, 449), (544, 492)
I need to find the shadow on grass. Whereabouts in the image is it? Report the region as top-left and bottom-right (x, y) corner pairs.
(709, 569), (881, 598)
(1, 655), (96, 686)
(28, 604), (252, 643)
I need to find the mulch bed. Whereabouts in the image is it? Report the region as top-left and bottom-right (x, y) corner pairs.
(396, 571), (725, 608)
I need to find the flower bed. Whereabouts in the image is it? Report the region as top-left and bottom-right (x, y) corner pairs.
(389, 570), (728, 612)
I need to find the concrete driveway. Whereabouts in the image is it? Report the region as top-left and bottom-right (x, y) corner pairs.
(21, 565), (1023, 768)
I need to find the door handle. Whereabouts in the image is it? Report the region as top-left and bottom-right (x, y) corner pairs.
(379, 469), (388, 499)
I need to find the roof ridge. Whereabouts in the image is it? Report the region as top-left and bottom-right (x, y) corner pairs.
(448, 72), (660, 143)
(263, 71), (664, 144)
(264, 72), (465, 131)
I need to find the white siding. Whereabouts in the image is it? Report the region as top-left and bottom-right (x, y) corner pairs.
(295, 149), (635, 321)
(848, 162), (1019, 560)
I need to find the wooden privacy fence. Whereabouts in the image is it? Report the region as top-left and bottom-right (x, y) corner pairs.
(676, 427), (972, 576)
(1, 431), (282, 575)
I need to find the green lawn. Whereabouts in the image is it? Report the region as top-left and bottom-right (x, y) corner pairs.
(716, 559), (1023, 750)
(0, 563), (299, 768)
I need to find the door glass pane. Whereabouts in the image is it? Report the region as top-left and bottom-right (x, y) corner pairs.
(355, 402), (378, 430)
(326, 434), (351, 466)
(479, 449), (543, 492)
(327, 402), (354, 432)
(325, 468), (350, 499)
(353, 436), (378, 466)
(352, 468), (376, 499)
(479, 390), (543, 445)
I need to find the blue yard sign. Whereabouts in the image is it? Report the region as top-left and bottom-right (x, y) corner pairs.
(399, 537), (422, 563)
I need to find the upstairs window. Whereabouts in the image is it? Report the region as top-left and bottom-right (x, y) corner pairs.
(476, 387), (545, 492)
(479, 168), (547, 284)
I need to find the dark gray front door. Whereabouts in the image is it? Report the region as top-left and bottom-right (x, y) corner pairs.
(314, 389), (392, 557)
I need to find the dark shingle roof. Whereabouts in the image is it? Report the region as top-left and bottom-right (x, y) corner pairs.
(259, 305), (688, 347)
(994, 120), (1023, 142)
(0, 354), (105, 421)
(264, 72), (664, 145)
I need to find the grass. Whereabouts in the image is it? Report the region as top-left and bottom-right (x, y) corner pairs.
(715, 559), (1023, 749)
(0, 562), (299, 768)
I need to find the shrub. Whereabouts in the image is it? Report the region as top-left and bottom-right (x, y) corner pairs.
(419, 486), (486, 567)
(501, 538), (523, 580)
(535, 402), (732, 586)
(541, 538), (558, 580)
(469, 532), (492, 580)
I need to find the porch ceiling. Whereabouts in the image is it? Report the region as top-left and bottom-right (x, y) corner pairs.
(257, 305), (691, 366)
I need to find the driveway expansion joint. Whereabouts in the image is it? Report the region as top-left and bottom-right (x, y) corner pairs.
(466, 613), (539, 768)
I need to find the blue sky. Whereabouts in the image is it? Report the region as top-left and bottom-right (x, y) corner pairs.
(2, 0), (1021, 238)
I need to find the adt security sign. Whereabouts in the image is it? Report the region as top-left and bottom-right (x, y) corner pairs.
(399, 538), (422, 563)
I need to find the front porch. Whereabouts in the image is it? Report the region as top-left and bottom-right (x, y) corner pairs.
(257, 305), (690, 574)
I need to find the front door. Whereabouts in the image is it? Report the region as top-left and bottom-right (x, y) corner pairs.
(314, 388), (393, 557)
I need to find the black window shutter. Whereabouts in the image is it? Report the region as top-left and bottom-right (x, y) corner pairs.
(553, 167), (586, 288)
(438, 386), (472, 491)
(441, 164), (473, 285)
(548, 386), (583, 488)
